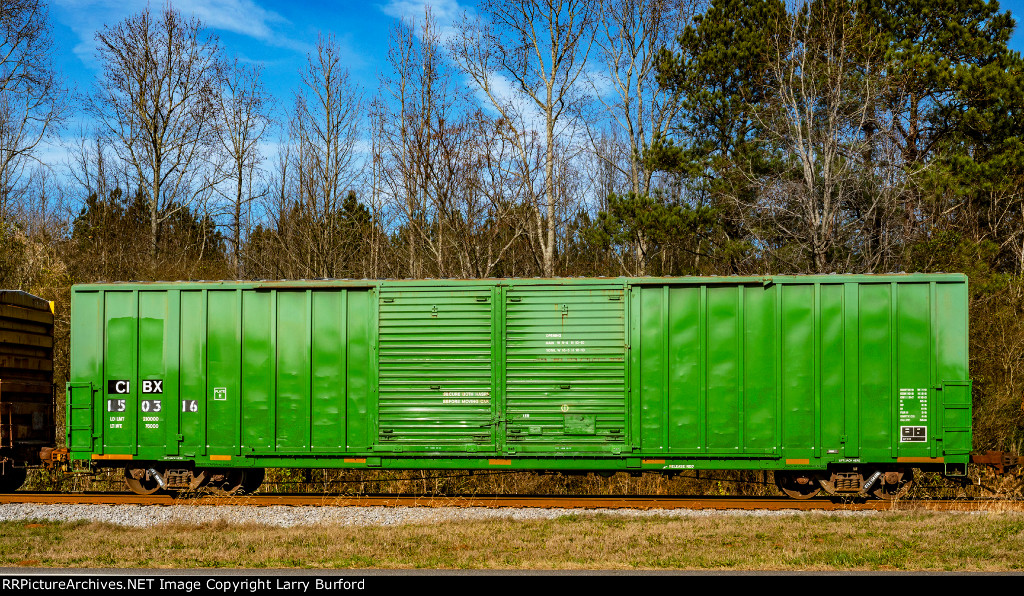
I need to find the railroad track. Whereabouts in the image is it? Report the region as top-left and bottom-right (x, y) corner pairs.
(0, 492), (1020, 511)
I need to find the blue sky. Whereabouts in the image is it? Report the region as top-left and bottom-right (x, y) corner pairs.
(44, 0), (470, 171)
(1003, 0), (1024, 52)
(49, 0), (1024, 90)
(49, 0), (449, 116)
(37, 0), (1024, 172)
(48, 0), (1024, 112)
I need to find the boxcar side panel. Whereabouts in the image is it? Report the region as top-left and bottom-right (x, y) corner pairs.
(634, 286), (665, 453)
(665, 286), (701, 453)
(841, 283), (860, 459)
(345, 289), (373, 451)
(276, 290), (311, 451)
(636, 284), (780, 456)
(179, 290), (206, 457)
(311, 290), (346, 452)
(936, 281), (971, 455)
(706, 286), (740, 453)
(780, 284), (815, 460)
(102, 290), (137, 455)
(72, 286), (379, 461)
(857, 283), (892, 461)
(629, 277), (970, 468)
(819, 284), (845, 459)
(894, 282), (932, 460)
(241, 290), (273, 452)
(208, 290), (241, 456)
(137, 291), (169, 452)
(743, 285), (777, 454)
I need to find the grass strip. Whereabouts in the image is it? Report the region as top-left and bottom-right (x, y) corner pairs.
(0, 511), (1022, 571)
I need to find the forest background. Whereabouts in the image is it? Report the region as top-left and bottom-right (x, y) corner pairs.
(2, 0), (1023, 459)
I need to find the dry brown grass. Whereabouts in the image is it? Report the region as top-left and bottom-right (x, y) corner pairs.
(24, 467), (785, 496)
(29, 466), (1022, 503)
(0, 511), (1023, 570)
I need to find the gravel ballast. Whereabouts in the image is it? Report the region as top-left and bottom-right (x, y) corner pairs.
(0, 504), (877, 527)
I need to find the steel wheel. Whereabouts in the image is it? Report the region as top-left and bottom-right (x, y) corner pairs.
(871, 468), (914, 501)
(774, 470), (822, 500)
(124, 467), (162, 495)
(208, 469), (245, 495)
(239, 468), (265, 495)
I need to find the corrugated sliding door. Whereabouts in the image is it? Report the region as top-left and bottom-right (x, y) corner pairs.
(505, 285), (627, 454)
(376, 287), (497, 452)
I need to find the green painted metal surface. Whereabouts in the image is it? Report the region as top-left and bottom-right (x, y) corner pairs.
(376, 287), (495, 450)
(66, 275), (971, 472)
(505, 285), (627, 454)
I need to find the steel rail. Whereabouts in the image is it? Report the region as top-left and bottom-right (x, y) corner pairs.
(0, 492), (1020, 511)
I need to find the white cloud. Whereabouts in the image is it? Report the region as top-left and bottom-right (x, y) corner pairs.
(379, 0), (470, 44)
(377, 1), (586, 146)
(169, 0), (288, 41)
(52, 0), (308, 68)
(380, 0), (465, 22)
(586, 68), (617, 102)
(478, 73), (548, 138)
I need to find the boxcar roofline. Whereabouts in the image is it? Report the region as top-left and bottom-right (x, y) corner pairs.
(71, 272), (968, 292)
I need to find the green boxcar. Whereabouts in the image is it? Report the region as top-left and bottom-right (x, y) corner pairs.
(67, 274), (970, 499)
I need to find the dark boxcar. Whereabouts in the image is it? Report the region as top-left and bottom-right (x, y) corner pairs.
(67, 274), (970, 498)
(0, 291), (56, 491)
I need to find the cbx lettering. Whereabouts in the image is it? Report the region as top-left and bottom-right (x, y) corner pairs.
(142, 380), (163, 394)
(107, 380), (130, 394)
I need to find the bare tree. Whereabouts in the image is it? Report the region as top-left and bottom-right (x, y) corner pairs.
(453, 0), (598, 277)
(0, 0), (65, 219)
(286, 35), (365, 278)
(591, 0), (691, 198)
(67, 131), (115, 205)
(374, 10), (456, 277)
(751, 1), (896, 272)
(456, 111), (532, 278)
(214, 59), (271, 278)
(374, 8), (527, 279)
(89, 6), (223, 260)
(66, 132), (125, 279)
(586, 0), (694, 275)
(245, 137), (292, 279)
